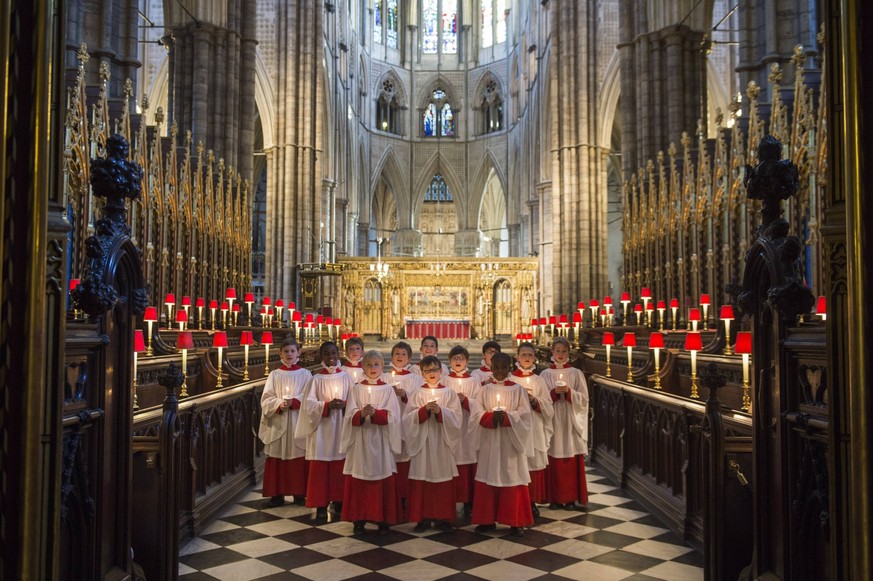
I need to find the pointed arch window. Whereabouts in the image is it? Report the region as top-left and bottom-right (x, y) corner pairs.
(423, 88), (455, 137)
(477, 79), (504, 134)
(422, 0), (458, 54)
(376, 78), (403, 135)
(425, 174), (453, 202)
(480, 0), (507, 48)
(374, 0), (400, 49)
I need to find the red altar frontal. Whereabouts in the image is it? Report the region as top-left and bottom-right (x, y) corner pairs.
(405, 320), (471, 340)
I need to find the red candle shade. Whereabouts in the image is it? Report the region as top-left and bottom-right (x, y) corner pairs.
(531, 318), (539, 327)
(590, 299), (600, 309)
(305, 313), (314, 324)
(275, 299), (284, 308)
(649, 332), (665, 349)
(261, 331), (274, 345)
(657, 300), (666, 310)
(815, 296), (827, 319)
(212, 332), (228, 348)
(620, 292), (631, 303)
(634, 304), (643, 314)
(263, 296), (272, 306)
(700, 294), (711, 306)
(688, 308), (701, 322)
(225, 288), (237, 300)
(734, 332), (752, 354)
(670, 298), (680, 309)
(165, 293), (176, 305)
(176, 309), (188, 323)
(181, 296), (192, 307)
(221, 301), (229, 311)
(176, 331), (194, 350)
(539, 317), (547, 326)
(287, 301), (296, 310)
(69, 278), (80, 291)
(603, 296), (613, 306)
(232, 303), (241, 313)
(244, 292), (255, 303)
(641, 287), (652, 299)
(239, 331), (254, 346)
(720, 305), (735, 320)
(572, 312), (583, 324)
(577, 301), (586, 310)
(316, 314), (325, 324)
(623, 332), (637, 347)
(293, 311), (302, 322)
(646, 303), (654, 313)
(602, 332), (615, 346)
(195, 297), (205, 308)
(144, 307), (158, 322)
(261, 305), (269, 315)
(334, 318), (342, 326)
(549, 315), (557, 326)
(209, 299), (218, 310)
(134, 330), (146, 352)
(326, 317), (334, 325)
(685, 332), (703, 351)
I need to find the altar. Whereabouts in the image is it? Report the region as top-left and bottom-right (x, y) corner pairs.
(405, 319), (471, 340)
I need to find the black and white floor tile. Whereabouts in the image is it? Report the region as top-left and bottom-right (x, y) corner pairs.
(179, 466), (703, 581)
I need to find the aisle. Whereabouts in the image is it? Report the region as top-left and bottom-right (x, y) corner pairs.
(178, 466), (703, 581)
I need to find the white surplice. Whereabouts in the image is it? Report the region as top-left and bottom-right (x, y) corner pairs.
(540, 365), (590, 456)
(339, 380), (401, 480)
(402, 384), (462, 483)
(258, 365), (313, 459)
(295, 368), (355, 461)
(341, 361), (365, 384)
(443, 372), (483, 465)
(471, 365), (493, 386)
(510, 368), (555, 471)
(470, 380), (533, 487)
(381, 367), (422, 462)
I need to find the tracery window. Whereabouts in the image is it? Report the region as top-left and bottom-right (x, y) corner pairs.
(481, 0), (507, 48)
(422, 0), (458, 55)
(425, 174), (453, 202)
(422, 88), (455, 137)
(376, 78), (403, 135)
(477, 79), (504, 134)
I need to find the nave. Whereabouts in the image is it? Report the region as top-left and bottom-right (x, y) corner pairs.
(178, 465), (703, 581)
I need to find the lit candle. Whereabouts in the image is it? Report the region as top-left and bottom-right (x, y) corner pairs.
(496, 392), (501, 409)
(368, 386), (372, 405)
(334, 385), (339, 399)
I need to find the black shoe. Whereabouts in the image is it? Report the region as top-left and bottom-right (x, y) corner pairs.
(265, 495), (285, 508)
(413, 521), (430, 533)
(463, 502), (473, 517)
(510, 526), (525, 537)
(378, 522), (390, 535)
(435, 520), (454, 532)
(330, 501), (343, 514)
(353, 521), (366, 534)
(548, 503), (562, 510)
(293, 496), (306, 506)
(474, 523), (496, 533)
(564, 502), (579, 511)
(531, 503), (540, 518)
(315, 507), (328, 520)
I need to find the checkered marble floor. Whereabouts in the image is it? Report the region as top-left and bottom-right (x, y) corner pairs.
(179, 466), (703, 581)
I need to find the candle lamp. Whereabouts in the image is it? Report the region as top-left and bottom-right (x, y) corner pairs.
(589, 300), (599, 328)
(608, 306), (615, 326)
(735, 332), (752, 411)
(164, 293), (176, 326)
(220, 301), (229, 329)
(657, 300), (666, 331)
(649, 332), (664, 389)
(305, 313), (315, 343)
(195, 297), (205, 330)
(225, 287), (237, 315)
(688, 308), (701, 332)
(208, 300), (218, 330)
(645, 302), (654, 328)
(287, 301), (296, 325)
(181, 296), (192, 317)
(548, 315), (557, 341)
(720, 305), (735, 354)
(293, 310), (302, 341)
(263, 297), (272, 326)
(602, 332), (615, 377)
(176, 308), (188, 331)
(515, 333), (522, 347)
(275, 299), (284, 327)
(539, 317), (547, 344)
(700, 294), (711, 330)
(176, 331), (194, 397)
(260, 305), (268, 328)
(213, 331), (228, 388)
(133, 329), (145, 409)
(326, 317), (334, 339)
(572, 312), (583, 348)
(261, 331), (273, 376)
(69, 278), (81, 319)
(620, 292), (631, 323)
(815, 296), (826, 321)
(670, 298), (680, 331)
(624, 332), (637, 382)
(334, 317), (342, 339)
(640, 288), (652, 320)
(577, 302), (586, 327)
(317, 314), (325, 340)
(244, 292), (255, 324)
(685, 331), (703, 399)
(143, 306), (158, 356)
(600, 308), (608, 328)
(232, 302), (241, 326)
(558, 314), (569, 337)
(240, 330), (253, 380)
(633, 303), (643, 326)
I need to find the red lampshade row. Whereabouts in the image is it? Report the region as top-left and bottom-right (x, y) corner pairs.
(649, 332), (665, 349)
(143, 306), (158, 322)
(195, 297), (205, 308)
(244, 292), (255, 303)
(176, 309), (188, 323)
(134, 330), (146, 352)
(670, 298), (680, 309)
(720, 305), (735, 320)
(688, 308), (701, 322)
(165, 293), (175, 304)
(700, 294), (711, 306)
(816, 296), (826, 316)
(181, 296), (192, 307)
(623, 332), (637, 347)
(261, 331), (274, 345)
(212, 332), (228, 348)
(602, 332), (615, 346)
(734, 332), (752, 354)
(239, 331), (254, 346)
(685, 331), (703, 351)
(641, 287), (652, 299)
(226, 288), (237, 300)
(176, 331), (194, 350)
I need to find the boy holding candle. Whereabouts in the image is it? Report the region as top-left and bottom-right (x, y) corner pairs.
(341, 336), (366, 383)
(381, 341), (422, 514)
(340, 350), (402, 534)
(295, 341), (355, 520)
(403, 355), (462, 532)
(470, 352), (534, 537)
(472, 340), (501, 385)
(444, 345), (482, 515)
(511, 342), (554, 518)
(412, 335), (449, 377)
(540, 337), (589, 510)
(258, 338), (312, 507)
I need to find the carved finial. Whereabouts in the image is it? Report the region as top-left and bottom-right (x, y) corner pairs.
(208, 149), (215, 164)
(697, 118), (705, 138)
(99, 60), (110, 83)
(77, 43), (90, 66)
(668, 142), (677, 158)
(768, 63), (782, 86)
(729, 97), (741, 117)
(170, 121), (178, 140)
(701, 363), (726, 403)
(680, 131), (691, 149)
(817, 24), (825, 47)
(647, 159), (654, 172)
(715, 107), (724, 126)
(124, 78), (133, 97)
(747, 80), (760, 101)
(141, 95), (149, 111)
(155, 106), (164, 124)
(791, 45), (805, 68)
(197, 141), (204, 156)
(158, 363), (185, 396)
(185, 130), (192, 148)
(743, 135), (799, 226)
(657, 150), (665, 164)
(218, 157), (225, 171)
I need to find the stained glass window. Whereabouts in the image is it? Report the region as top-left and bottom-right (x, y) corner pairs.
(496, 0), (507, 44)
(423, 103), (437, 137)
(423, 0), (438, 54)
(387, 0), (398, 49)
(442, 0), (458, 54)
(425, 174), (453, 202)
(374, 0), (383, 44)
(481, 0), (493, 48)
(441, 103), (455, 136)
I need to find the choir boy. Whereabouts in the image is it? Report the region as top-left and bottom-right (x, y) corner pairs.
(472, 341), (501, 385)
(341, 336), (365, 383)
(258, 338), (312, 507)
(403, 355), (462, 532)
(470, 352), (534, 537)
(411, 335), (449, 377)
(295, 341), (355, 519)
(340, 350), (402, 534)
(511, 342), (554, 517)
(540, 337), (589, 510)
(444, 345), (482, 515)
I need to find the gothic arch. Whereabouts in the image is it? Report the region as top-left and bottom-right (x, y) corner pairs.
(370, 148), (410, 228)
(410, 151), (464, 230)
(599, 50), (622, 152)
(374, 69), (407, 107)
(474, 72), (505, 134)
(467, 150), (508, 227)
(415, 74), (459, 111)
